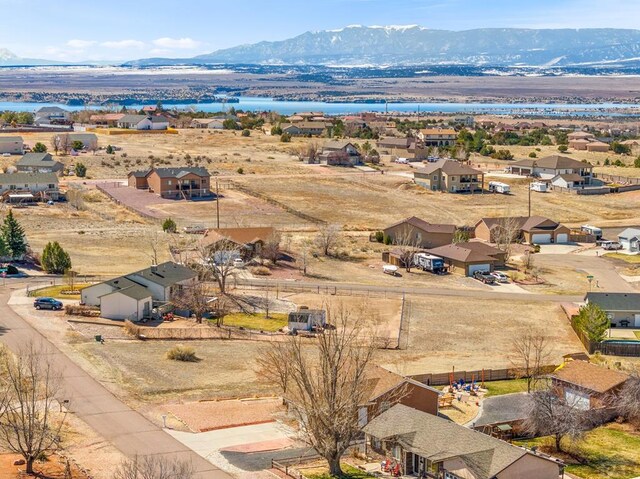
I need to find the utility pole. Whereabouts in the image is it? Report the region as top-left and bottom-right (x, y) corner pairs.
(215, 179), (220, 229)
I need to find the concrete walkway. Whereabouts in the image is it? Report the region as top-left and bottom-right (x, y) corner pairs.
(0, 285), (232, 479)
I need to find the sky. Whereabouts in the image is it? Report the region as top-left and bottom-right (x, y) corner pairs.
(1, 0), (640, 62)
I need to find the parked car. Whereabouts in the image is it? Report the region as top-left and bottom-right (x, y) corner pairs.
(232, 258), (245, 268)
(473, 271), (496, 284)
(33, 297), (63, 310)
(602, 241), (623, 251)
(491, 271), (510, 283)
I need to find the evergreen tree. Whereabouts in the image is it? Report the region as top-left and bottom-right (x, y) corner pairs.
(575, 303), (610, 343)
(2, 210), (27, 259)
(32, 142), (47, 153)
(75, 162), (87, 177)
(41, 241), (72, 274)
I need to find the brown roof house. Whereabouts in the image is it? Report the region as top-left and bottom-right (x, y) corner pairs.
(360, 365), (441, 427)
(201, 227), (275, 260)
(475, 216), (571, 245)
(550, 360), (629, 411)
(128, 167), (211, 200)
(414, 159), (484, 193)
(383, 216), (456, 249)
(507, 155), (593, 184)
(417, 128), (457, 147)
(425, 241), (506, 276)
(318, 140), (362, 166)
(363, 404), (562, 479)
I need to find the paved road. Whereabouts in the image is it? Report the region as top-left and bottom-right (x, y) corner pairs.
(0, 285), (232, 479)
(237, 278), (584, 303)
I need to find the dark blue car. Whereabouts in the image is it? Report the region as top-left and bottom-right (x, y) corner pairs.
(33, 297), (63, 310)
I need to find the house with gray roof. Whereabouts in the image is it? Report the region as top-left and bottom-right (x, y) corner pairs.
(363, 404), (562, 479)
(585, 292), (640, 328)
(81, 261), (198, 320)
(0, 172), (59, 201)
(0, 136), (24, 155)
(414, 159), (484, 193)
(117, 114), (169, 130)
(618, 228), (640, 253)
(16, 153), (64, 173)
(55, 133), (98, 150)
(34, 106), (71, 126)
(508, 155), (593, 183)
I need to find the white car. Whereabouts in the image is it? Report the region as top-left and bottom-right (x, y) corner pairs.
(232, 258), (245, 268)
(491, 271), (510, 283)
(1, 153), (10, 157)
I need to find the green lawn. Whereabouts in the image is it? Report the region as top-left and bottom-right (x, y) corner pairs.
(483, 379), (529, 397)
(515, 423), (640, 479)
(305, 464), (374, 479)
(604, 253), (640, 264)
(31, 283), (91, 300)
(219, 312), (288, 332)
(635, 331), (640, 340)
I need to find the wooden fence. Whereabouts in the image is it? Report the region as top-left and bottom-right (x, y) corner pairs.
(136, 325), (287, 341)
(410, 365), (558, 387)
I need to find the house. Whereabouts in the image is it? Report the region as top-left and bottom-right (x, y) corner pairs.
(287, 309), (326, 332)
(376, 137), (429, 161)
(190, 118), (224, 129)
(550, 173), (587, 189)
(618, 228), (640, 253)
(417, 128), (457, 147)
(89, 113), (125, 127)
(567, 131), (595, 141)
(0, 136), (24, 155)
(584, 292), (640, 328)
(475, 216), (571, 244)
(55, 133), (98, 150)
(360, 365), (441, 427)
(363, 404), (562, 479)
(414, 159), (484, 193)
(127, 167), (211, 199)
(280, 121), (329, 136)
(34, 106), (71, 126)
(117, 115), (169, 130)
(569, 138), (590, 150)
(424, 242), (506, 276)
(586, 141), (610, 152)
(200, 226), (275, 260)
(16, 153), (64, 173)
(0, 172), (59, 201)
(550, 360), (629, 411)
(81, 262), (198, 320)
(452, 116), (475, 128)
(142, 105), (157, 113)
(507, 155), (593, 183)
(383, 216), (456, 249)
(318, 140), (362, 166)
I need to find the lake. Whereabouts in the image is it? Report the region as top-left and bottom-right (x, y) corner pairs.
(1, 97), (639, 117)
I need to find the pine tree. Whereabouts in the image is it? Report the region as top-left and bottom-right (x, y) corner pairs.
(2, 210), (27, 259)
(41, 242), (72, 274)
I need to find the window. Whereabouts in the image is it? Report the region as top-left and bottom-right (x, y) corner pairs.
(451, 176), (456, 181)
(433, 175), (437, 180)
(48, 184), (55, 189)
(167, 180), (172, 185)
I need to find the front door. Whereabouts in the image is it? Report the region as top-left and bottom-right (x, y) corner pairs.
(143, 301), (150, 318)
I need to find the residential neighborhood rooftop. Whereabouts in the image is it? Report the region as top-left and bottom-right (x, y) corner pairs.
(551, 360), (629, 394)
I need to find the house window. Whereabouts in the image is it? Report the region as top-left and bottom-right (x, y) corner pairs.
(9, 185), (16, 190)
(167, 180), (172, 185)
(48, 184), (55, 189)
(433, 175), (437, 180)
(451, 176), (456, 181)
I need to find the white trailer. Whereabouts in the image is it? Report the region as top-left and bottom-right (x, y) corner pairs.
(530, 181), (548, 192)
(488, 181), (511, 194)
(581, 224), (603, 240)
(413, 253), (447, 274)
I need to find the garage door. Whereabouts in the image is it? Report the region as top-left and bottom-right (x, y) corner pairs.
(531, 233), (551, 244)
(468, 264), (490, 276)
(556, 233), (569, 243)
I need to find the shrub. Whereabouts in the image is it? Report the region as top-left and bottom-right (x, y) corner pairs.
(374, 231), (384, 243)
(75, 162), (87, 178)
(166, 345), (198, 362)
(162, 218), (177, 233)
(41, 241), (72, 274)
(237, 167), (244, 174)
(241, 129), (250, 137)
(635, 156), (640, 168)
(251, 266), (272, 276)
(64, 304), (100, 317)
(557, 145), (568, 153)
(604, 158), (610, 166)
(280, 132), (292, 143)
(528, 152), (537, 158)
(124, 320), (142, 338)
(6, 264), (18, 275)
(383, 235), (392, 245)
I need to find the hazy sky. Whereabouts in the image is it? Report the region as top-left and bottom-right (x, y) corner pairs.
(1, 0), (639, 61)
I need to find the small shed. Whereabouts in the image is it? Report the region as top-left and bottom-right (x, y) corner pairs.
(288, 309), (326, 332)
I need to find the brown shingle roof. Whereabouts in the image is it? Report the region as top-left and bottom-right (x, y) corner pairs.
(551, 361), (629, 394)
(420, 128), (456, 136)
(417, 159), (482, 177)
(425, 243), (498, 264)
(384, 216), (457, 235)
(535, 155), (592, 169)
(201, 227), (275, 247)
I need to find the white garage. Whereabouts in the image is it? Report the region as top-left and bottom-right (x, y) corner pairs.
(531, 233), (552, 244)
(556, 233), (569, 244)
(467, 264), (491, 276)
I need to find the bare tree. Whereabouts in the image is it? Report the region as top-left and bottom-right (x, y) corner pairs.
(146, 230), (163, 266)
(295, 141), (319, 162)
(392, 226), (421, 272)
(257, 304), (378, 476)
(87, 141), (99, 156)
(66, 188), (85, 210)
(0, 342), (66, 474)
(113, 455), (194, 479)
(493, 216), (522, 261)
(615, 374), (640, 427)
(197, 240), (239, 294)
(261, 231), (282, 265)
(50, 135), (61, 155)
(315, 223), (341, 256)
(58, 133), (72, 156)
(171, 282), (216, 324)
(510, 328), (551, 393)
(524, 385), (593, 452)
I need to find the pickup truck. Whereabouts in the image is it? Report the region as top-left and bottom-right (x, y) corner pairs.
(601, 241), (623, 251)
(473, 270), (497, 284)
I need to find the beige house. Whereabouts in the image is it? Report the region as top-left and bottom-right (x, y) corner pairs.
(414, 159), (484, 193)
(417, 128), (457, 146)
(383, 216), (456, 249)
(475, 216), (571, 244)
(0, 136), (24, 155)
(128, 167), (211, 199)
(364, 404), (562, 479)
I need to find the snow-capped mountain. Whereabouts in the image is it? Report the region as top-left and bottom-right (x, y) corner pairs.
(0, 48), (67, 66)
(131, 25), (640, 67)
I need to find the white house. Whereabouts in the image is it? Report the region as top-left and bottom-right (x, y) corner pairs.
(618, 228), (640, 253)
(0, 172), (59, 201)
(550, 173), (587, 189)
(81, 262), (198, 320)
(117, 115), (169, 131)
(509, 155), (593, 183)
(16, 153), (64, 173)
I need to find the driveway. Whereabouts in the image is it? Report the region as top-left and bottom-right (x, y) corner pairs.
(471, 393), (531, 429)
(0, 283), (231, 479)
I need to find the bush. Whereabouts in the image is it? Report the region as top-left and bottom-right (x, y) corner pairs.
(166, 345), (198, 362)
(528, 152), (537, 158)
(237, 167), (244, 174)
(6, 264), (18, 275)
(557, 145), (568, 153)
(383, 235), (392, 245)
(241, 129), (250, 137)
(64, 304), (100, 317)
(162, 218), (177, 233)
(123, 320), (142, 338)
(635, 156), (640, 168)
(280, 132), (292, 143)
(251, 266), (272, 276)
(41, 241), (72, 274)
(374, 231), (384, 243)
(75, 162), (87, 178)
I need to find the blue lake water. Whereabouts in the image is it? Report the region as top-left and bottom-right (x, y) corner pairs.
(1, 97), (639, 116)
